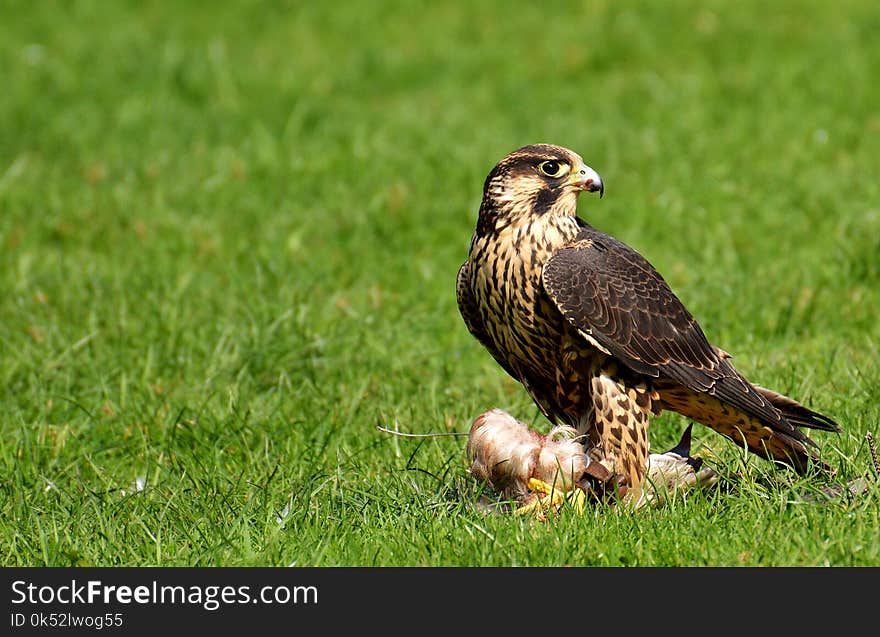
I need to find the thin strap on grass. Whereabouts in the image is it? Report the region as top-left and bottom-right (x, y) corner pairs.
(376, 425), (468, 438)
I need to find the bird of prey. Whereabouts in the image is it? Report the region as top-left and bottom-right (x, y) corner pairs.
(457, 143), (841, 504)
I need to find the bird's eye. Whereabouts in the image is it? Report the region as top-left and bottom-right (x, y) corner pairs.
(538, 160), (570, 178)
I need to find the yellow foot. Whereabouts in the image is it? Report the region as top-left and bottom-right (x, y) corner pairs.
(515, 478), (586, 517)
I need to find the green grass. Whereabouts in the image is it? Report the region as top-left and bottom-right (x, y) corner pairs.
(2, 0), (879, 566)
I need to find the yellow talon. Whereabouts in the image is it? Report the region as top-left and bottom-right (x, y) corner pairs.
(526, 478), (557, 496)
(515, 478), (586, 517)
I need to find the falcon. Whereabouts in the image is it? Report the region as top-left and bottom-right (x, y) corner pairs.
(457, 143), (841, 504)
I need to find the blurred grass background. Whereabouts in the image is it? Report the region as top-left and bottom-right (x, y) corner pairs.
(1, 0), (878, 566)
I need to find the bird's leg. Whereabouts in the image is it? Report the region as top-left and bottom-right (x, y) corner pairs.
(589, 368), (654, 506)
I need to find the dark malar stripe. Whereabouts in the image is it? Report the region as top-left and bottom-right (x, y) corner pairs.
(533, 187), (563, 215)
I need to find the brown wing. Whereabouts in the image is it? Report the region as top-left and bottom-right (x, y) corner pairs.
(541, 226), (803, 437)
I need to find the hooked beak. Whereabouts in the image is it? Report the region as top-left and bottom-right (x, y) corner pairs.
(569, 163), (604, 198)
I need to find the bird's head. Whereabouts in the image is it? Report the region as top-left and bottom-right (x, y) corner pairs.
(477, 143), (603, 235)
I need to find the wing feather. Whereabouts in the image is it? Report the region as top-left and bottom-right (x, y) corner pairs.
(542, 226), (791, 430)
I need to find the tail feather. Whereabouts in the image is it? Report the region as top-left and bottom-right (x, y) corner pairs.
(658, 382), (839, 475)
(752, 385), (841, 433)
